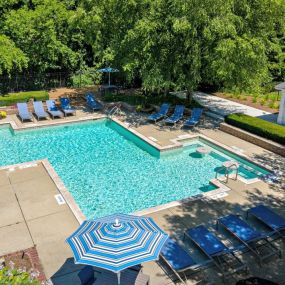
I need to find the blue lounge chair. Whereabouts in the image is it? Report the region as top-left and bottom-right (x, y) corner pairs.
(217, 214), (281, 264)
(46, 100), (64, 119)
(184, 225), (247, 279)
(183, 108), (203, 128)
(33, 101), (49, 120)
(165, 105), (185, 125)
(247, 205), (285, 238)
(60, 98), (76, 116)
(17, 103), (33, 122)
(147, 103), (170, 123)
(160, 237), (209, 284)
(86, 93), (103, 111)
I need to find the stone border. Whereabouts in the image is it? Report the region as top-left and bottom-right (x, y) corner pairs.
(220, 122), (285, 157)
(41, 159), (86, 223)
(0, 113), (106, 132)
(134, 181), (231, 216)
(0, 115), (272, 224)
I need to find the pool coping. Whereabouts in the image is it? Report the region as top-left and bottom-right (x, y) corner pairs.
(0, 115), (272, 224)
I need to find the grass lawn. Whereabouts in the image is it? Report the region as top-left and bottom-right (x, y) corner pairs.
(0, 91), (49, 106)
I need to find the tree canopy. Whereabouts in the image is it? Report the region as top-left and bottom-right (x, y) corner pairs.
(0, 0), (284, 92)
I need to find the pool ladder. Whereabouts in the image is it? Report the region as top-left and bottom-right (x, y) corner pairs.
(215, 164), (239, 183)
(107, 105), (125, 118)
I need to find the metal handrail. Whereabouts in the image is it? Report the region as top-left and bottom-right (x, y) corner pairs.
(215, 163), (239, 183)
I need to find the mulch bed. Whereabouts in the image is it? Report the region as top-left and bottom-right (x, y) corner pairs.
(213, 92), (279, 113)
(0, 247), (46, 282)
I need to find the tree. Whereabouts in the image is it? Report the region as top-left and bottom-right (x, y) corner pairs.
(0, 34), (27, 75)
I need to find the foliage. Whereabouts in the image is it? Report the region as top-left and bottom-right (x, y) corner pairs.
(225, 113), (285, 145)
(0, 34), (27, 75)
(70, 68), (102, 87)
(0, 266), (41, 285)
(0, 111), (7, 118)
(220, 89), (280, 110)
(0, 0), (284, 93)
(1, 0), (81, 73)
(103, 91), (201, 108)
(0, 91), (49, 106)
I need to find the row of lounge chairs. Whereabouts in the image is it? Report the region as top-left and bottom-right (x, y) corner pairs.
(148, 103), (203, 127)
(159, 204), (285, 284)
(17, 93), (103, 122)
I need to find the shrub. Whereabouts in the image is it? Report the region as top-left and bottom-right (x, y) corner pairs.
(103, 91), (201, 108)
(0, 266), (42, 285)
(0, 111), (7, 118)
(0, 91), (49, 106)
(225, 113), (285, 145)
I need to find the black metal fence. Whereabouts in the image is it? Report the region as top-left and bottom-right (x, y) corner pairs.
(0, 72), (72, 94)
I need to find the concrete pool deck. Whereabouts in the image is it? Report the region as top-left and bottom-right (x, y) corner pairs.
(0, 112), (284, 284)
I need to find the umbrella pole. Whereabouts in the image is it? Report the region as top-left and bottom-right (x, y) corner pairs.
(117, 272), (121, 285)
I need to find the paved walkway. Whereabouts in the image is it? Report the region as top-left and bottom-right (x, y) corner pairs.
(194, 92), (270, 117)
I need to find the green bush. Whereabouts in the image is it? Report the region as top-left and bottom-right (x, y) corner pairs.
(103, 92), (201, 108)
(225, 113), (285, 145)
(0, 91), (49, 106)
(0, 267), (41, 285)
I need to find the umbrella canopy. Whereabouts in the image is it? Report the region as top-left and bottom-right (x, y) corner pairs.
(97, 67), (119, 73)
(66, 213), (168, 275)
(97, 67), (119, 86)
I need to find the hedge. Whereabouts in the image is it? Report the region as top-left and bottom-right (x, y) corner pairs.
(0, 91), (49, 106)
(225, 113), (285, 145)
(103, 92), (201, 108)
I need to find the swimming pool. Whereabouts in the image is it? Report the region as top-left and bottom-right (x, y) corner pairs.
(0, 119), (269, 218)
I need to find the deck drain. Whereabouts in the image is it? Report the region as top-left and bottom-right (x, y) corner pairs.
(54, 194), (66, 205)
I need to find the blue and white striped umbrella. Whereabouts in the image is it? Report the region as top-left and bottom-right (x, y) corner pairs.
(97, 66), (119, 86)
(66, 213), (168, 282)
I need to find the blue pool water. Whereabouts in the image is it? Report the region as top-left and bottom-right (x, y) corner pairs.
(0, 120), (268, 218)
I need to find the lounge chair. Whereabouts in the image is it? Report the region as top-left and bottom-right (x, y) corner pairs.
(33, 101), (49, 120)
(86, 93), (103, 111)
(160, 237), (209, 284)
(247, 205), (285, 238)
(183, 108), (203, 128)
(217, 214), (281, 264)
(17, 103), (33, 122)
(165, 105), (185, 125)
(147, 103), (170, 123)
(184, 225), (247, 280)
(60, 98), (76, 116)
(46, 100), (64, 119)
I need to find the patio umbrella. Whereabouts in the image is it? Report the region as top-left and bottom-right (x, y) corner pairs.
(97, 67), (119, 86)
(66, 213), (168, 284)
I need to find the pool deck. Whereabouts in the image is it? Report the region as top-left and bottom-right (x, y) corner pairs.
(0, 112), (285, 284)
